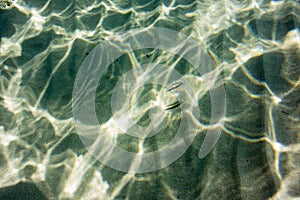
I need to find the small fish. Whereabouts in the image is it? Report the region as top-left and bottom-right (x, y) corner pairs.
(165, 101), (180, 110)
(167, 81), (183, 91)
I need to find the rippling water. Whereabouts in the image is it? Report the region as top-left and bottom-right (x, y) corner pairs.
(0, 0), (299, 199)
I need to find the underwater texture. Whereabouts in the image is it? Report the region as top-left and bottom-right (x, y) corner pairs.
(0, 0), (299, 199)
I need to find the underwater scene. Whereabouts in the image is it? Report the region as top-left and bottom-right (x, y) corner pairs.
(0, 0), (299, 199)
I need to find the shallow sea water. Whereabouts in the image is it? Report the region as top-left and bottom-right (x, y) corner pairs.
(0, 0), (299, 199)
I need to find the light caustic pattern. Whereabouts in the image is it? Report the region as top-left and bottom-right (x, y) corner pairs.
(0, 0), (299, 199)
(73, 27), (226, 173)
